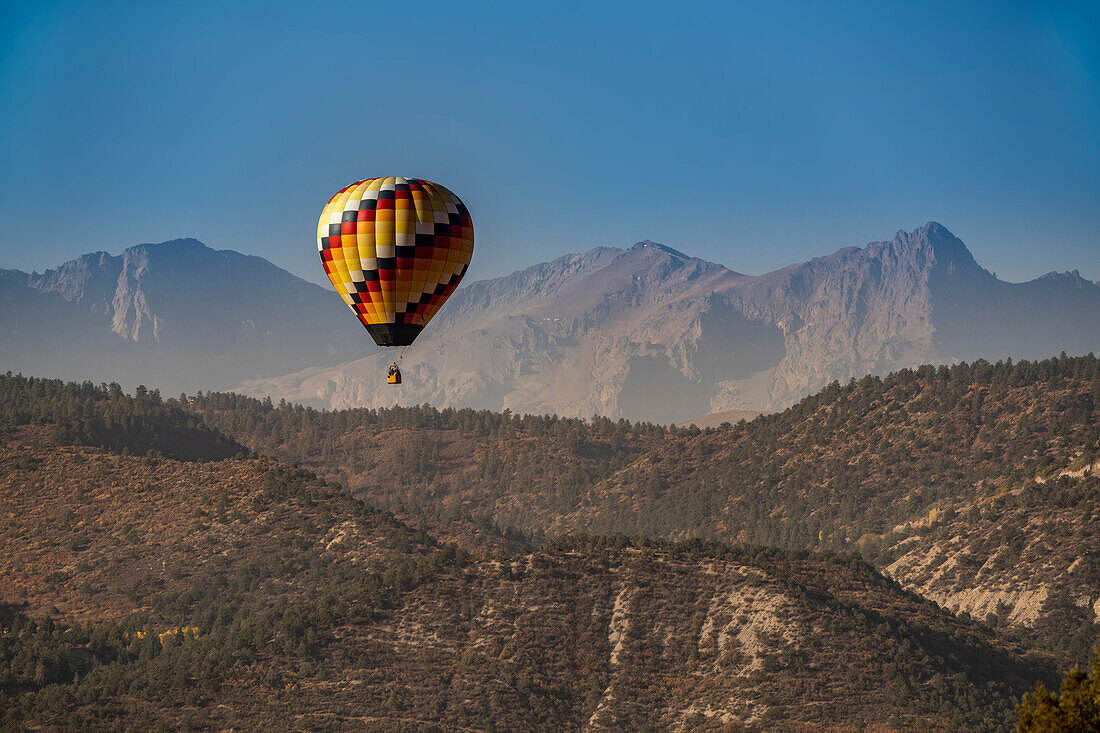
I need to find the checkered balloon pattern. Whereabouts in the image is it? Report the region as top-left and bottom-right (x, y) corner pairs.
(317, 177), (474, 347)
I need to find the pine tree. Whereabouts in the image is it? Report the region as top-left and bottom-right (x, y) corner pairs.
(1017, 646), (1100, 731)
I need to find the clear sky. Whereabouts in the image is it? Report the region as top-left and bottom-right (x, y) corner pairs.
(1, 0), (1097, 285)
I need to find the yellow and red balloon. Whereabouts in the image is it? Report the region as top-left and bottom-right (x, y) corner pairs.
(317, 177), (474, 347)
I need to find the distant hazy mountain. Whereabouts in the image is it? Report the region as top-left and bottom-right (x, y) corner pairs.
(243, 223), (1100, 422)
(0, 239), (363, 394)
(3, 225), (1096, 421)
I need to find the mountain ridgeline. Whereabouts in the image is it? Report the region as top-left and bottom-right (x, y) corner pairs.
(1, 223), (1097, 424)
(0, 374), (246, 461)
(241, 222), (1100, 422)
(0, 239), (362, 394)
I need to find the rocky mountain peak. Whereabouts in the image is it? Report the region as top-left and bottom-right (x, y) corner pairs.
(121, 238), (215, 265)
(630, 240), (690, 259)
(620, 239), (743, 284)
(29, 250), (123, 308)
(897, 220), (982, 273)
(1033, 269), (1095, 288)
(127, 237), (207, 252)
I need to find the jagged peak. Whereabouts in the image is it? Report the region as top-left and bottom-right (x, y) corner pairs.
(630, 240), (690, 259)
(0, 268), (31, 284)
(33, 240), (213, 281)
(39, 250), (118, 272)
(910, 220), (953, 239)
(893, 221), (974, 260)
(70, 250), (114, 262)
(1033, 269), (1096, 287)
(846, 221), (981, 275)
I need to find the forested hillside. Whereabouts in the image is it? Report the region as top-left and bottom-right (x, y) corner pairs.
(189, 394), (668, 549)
(0, 389), (465, 730)
(0, 370), (1069, 730)
(190, 354), (1100, 664)
(0, 373), (245, 461)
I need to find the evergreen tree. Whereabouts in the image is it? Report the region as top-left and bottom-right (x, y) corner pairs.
(1017, 646), (1100, 731)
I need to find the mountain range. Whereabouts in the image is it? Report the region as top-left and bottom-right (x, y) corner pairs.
(0, 239), (363, 394)
(244, 221), (1100, 422)
(2, 223), (1097, 423)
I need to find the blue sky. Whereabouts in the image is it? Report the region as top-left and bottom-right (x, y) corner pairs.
(1, 0), (1097, 285)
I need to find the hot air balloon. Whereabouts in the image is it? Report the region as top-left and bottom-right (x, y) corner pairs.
(317, 177), (474, 383)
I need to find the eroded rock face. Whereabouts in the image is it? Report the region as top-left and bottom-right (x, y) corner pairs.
(354, 548), (1040, 731)
(28, 250), (122, 314)
(885, 545), (1052, 627)
(242, 223), (1100, 422)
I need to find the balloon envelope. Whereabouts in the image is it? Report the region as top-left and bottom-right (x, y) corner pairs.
(317, 177), (474, 347)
